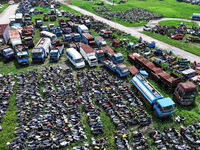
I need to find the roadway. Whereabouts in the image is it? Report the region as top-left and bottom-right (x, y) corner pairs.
(0, 4), (18, 24)
(60, 0), (200, 62)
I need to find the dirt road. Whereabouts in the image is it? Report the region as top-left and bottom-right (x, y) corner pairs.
(60, 0), (200, 62)
(0, 4), (18, 24)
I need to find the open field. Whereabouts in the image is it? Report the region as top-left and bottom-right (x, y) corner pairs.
(0, 4), (200, 150)
(158, 20), (199, 27)
(71, 0), (200, 27)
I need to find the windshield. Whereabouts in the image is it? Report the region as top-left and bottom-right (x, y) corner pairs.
(183, 90), (197, 99)
(116, 56), (124, 61)
(197, 64), (200, 68)
(32, 52), (43, 56)
(52, 35), (57, 41)
(75, 35), (80, 38)
(18, 55), (29, 59)
(97, 53), (104, 57)
(90, 58), (97, 62)
(120, 67), (129, 73)
(5, 50), (14, 55)
(50, 52), (58, 57)
(162, 104), (175, 113)
(75, 58), (83, 63)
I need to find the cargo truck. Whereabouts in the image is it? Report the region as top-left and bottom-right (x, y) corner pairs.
(79, 44), (98, 67)
(173, 82), (197, 105)
(31, 38), (51, 63)
(9, 30), (22, 49)
(70, 33), (81, 42)
(132, 73), (176, 118)
(0, 47), (15, 62)
(14, 44), (29, 65)
(101, 59), (129, 77)
(50, 44), (64, 62)
(94, 36), (107, 47)
(101, 46), (124, 64)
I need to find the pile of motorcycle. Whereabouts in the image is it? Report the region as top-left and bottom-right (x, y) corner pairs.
(77, 71), (104, 135)
(0, 73), (15, 131)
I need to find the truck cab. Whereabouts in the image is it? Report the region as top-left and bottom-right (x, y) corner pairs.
(17, 51), (30, 65)
(88, 54), (98, 67)
(41, 25), (49, 31)
(173, 82), (197, 105)
(116, 64), (129, 77)
(95, 49), (105, 61)
(84, 19), (90, 27)
(62, 34), (72, 43)
(50, 49), (60, 62)
(153, 98), (175, 118)
(31, 48), (46, 63)
(49, 24), (55, 31)
(0, 47), (15, 62)
(74, 33), (81, 42)
(112, 53), (124, 64)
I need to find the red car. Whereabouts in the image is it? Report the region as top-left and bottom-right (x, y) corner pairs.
(194, 61), (200, 74)
(170, 34), (184, 40)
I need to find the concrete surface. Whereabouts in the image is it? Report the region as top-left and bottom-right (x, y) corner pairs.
(0, 4), (18, 24)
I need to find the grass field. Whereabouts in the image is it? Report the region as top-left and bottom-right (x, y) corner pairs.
(0, 4), (200, 150)
(158, 20), (199, 27)
(71, 0), (200, 27)
(0, 4), (9, 14)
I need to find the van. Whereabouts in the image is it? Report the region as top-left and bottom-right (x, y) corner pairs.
(66, 48), (85, 68)
(191, 13), (200, 20)
(40, 31), (57, 44)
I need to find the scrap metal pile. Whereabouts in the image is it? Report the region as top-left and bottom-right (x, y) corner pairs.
(93, 7), (163, 23)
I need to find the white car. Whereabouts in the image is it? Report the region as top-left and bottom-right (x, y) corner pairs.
(143, 25), (151, 31)
(57, 12), (62, 17)
(8, 1), (14, 4)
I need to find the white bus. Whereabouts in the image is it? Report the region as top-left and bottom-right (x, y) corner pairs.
(40, 31), (57, 44)
(66, 48), (85, 68)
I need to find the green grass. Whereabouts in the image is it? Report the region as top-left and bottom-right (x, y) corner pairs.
(143, 31), (200, 56)
(0, 4), (9, 14)
(158, 20), (199, 27)
(0, 79), (17, 150)
(71, 0), (200, 27)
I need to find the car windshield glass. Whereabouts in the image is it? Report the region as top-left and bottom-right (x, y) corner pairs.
(183, 90), (197, 99)
(97, 53), (104, 57)
(32, 52), (42, 56)
(75, 58), (83, 63)
(52, 36), (57, 41)
(116, 56), (124, 61)
(197, 64), (200, 67)
(162, 104), (175, 113)
(5, 49), (13, 55)
(90, 58), (97, 62)
(19, 55), (28, 59)
(50, 52), (57, 57)
(120, 67), (129, 73)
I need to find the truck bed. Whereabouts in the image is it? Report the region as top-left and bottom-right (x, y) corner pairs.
(101, 59), (116, 72)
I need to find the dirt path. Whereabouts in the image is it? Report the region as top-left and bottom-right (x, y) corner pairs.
(0, 4), (18, 24)
(60, 0), (200, 62)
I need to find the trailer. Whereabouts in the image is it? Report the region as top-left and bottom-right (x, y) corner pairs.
(50, 44), (64, 62)
(132, 73), (176, 118)
(128, 53), (182, 90)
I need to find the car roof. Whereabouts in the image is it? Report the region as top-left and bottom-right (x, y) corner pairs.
(66, 48), (82, 59)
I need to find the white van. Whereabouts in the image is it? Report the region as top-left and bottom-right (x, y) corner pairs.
(40, 31), (57, 44)
(66, 48), (85, 68)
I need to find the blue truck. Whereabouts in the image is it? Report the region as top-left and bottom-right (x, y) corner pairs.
(15, 44), (30, 65)
(101, 46), (124, 64)
(0, 47), (15, 63)
(53, 27), (63, 36)
(50, 44), (64, 62)
(132, 73), (175, 118)
(31, 38), (51, 63)
(62, 34), (72, 43)
(71, 33), (81, 42)
(101, 59), (129, 77)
